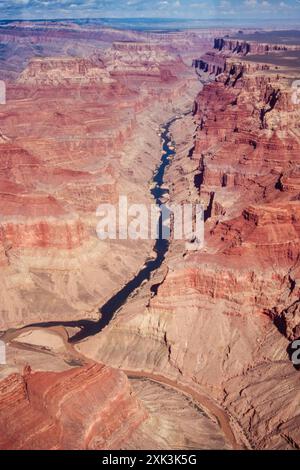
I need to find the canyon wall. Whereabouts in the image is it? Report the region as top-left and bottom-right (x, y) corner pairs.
(79, 41), (300, 449)
(213, 37), (300, 54)
(0, 33), (200, 329)
(0, 363), (147, 450)
(2, 23), (299, 450)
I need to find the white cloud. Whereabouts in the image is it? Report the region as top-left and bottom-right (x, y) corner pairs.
(278, 1), (294, 9)
(219, 0), (231, 6)
(244, 0), (257, 6)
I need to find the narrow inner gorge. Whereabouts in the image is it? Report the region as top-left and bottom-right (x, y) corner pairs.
(15, 113), (187, 343)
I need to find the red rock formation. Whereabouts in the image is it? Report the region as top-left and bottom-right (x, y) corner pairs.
(0, 363), (146, 450)
(80, 46), (300, 449)
(157, 52), (300, 445)
(0, 26), (201, 329)
(214, 38), (300, 55)
(5, 22), (300, 450)
(18, 56), (113, 86)
(193, 52), (226, 76)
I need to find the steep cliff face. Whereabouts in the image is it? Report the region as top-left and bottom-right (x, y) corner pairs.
(3, 23), (300, 449)
(104, 41), (184, 80)
(17, 56), (113, 85)
(193, 52), (225, 76)
(214, 38), (300, 55)
(0, 22), (219, 80)
(0, 31), (200, 329)
(0, 363), (147, 450)
(79, 47), (300, 449)
(194, 38), (299, 80)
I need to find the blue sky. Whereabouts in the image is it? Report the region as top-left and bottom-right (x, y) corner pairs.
(1, 0), (300, 20)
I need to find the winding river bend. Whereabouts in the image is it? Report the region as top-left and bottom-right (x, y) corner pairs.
(3, 111), (243, 449)
(22, 113), (184, 343)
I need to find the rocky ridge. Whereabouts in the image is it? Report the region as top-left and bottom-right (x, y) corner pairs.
(0, 35), (200, 329)
(2, 27), (300, 451)
(78, 39), (300, 449)
(0, 363), (147, 450)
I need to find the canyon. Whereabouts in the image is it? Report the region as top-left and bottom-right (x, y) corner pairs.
(0, 26), (200, 330)
(0, 22), (299, 450)
(77, 34), (300, 449)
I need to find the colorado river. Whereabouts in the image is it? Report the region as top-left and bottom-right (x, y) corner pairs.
(20, 113), (185, 343)
(3, 110), (244, 450)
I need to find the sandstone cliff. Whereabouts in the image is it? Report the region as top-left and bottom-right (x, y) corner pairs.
(0, 32), (200, 329)
(214, 37), (300, 55)
(78, 42), (300, 450)
(17, 56), (114, 85)
(0, 363), (146, 450)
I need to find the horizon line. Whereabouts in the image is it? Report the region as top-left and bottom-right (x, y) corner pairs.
(0, 17), (298, 22)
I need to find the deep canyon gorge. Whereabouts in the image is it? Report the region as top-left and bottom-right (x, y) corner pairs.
(0, 20), (299, 451)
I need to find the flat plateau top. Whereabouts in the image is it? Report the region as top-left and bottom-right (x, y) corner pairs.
(230, 30), (300, 45)
(243, 49), (300, 73)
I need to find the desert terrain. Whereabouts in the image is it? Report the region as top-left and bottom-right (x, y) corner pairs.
(0, 22), (299, 450)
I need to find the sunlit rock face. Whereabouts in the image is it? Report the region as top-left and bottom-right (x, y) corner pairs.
(17, 56), (114, 85)
(0, 23), (202, 329)
(80, 41), (300, 450)
(2, 19), (300, 451)
(0, 363), (147, 450)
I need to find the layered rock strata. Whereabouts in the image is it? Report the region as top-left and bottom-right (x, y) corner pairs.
(0, 363), (147, 450)
(78, 42), (300, 449)
(0, 34), (200, 329)
(214, 38), (300, 55)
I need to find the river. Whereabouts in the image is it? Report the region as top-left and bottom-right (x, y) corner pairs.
(20, 113), (186, 343)
(2, 110), (244, 449)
